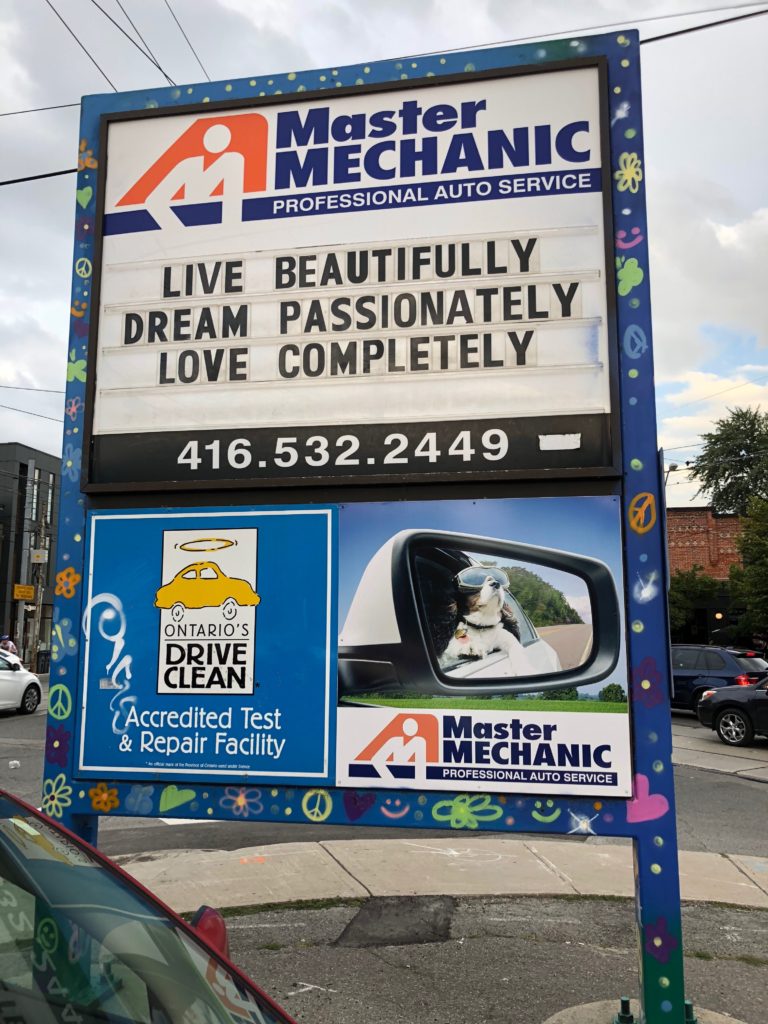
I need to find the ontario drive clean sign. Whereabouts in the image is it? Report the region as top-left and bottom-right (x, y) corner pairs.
(78, 507), (336, 781)
(86, 63), (617, 488)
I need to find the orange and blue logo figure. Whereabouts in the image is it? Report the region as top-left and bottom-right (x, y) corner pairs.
(114, 113), (268, 231)
(354, 714), (439, 782)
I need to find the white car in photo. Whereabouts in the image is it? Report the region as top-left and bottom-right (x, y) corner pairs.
(0, 652), (42, 714)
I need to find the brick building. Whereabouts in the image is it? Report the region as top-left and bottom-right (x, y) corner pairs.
(666, 507), (743, 580)
(666, 507), (745, 644)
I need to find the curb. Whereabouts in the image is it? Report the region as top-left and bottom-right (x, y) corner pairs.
(117, 838), (768, 916)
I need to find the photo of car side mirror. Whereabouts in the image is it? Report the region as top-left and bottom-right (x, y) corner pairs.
(339, 529), (622, 698)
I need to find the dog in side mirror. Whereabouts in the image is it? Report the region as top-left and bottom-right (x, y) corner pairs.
(439, 569), (534, 675)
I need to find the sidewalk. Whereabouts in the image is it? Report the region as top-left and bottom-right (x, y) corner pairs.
(671, 714), (768, 781)
(117, 836), (768, 915)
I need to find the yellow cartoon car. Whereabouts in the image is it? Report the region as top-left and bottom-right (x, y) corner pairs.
(154, 561), (260, 621)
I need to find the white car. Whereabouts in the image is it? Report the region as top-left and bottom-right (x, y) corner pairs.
(0, 652), (42, 714)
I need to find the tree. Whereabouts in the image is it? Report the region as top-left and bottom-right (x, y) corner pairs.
(599, 683), (627, 703)
(735, 497), (768, 642)
(689, 407), (768, 515)
(502, 566), (583, 627)
(540, 686), (579, 701)
(667, 566), (723, 638)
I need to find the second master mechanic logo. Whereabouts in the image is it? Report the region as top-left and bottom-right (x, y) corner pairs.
(155, 529), (259, 694)
(351, 714), (440, 783)
(112, 112), (268, 233)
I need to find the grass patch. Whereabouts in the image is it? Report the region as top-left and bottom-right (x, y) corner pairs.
(688, 950), (768, 968)
(343, 695), (628, 713)
(258, 942), (284, 951)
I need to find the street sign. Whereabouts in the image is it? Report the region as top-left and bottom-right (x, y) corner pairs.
(46, 30), (686, 1023)
(13, 584), (34, 601)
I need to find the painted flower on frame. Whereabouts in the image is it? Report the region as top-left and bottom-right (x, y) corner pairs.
(614, 151), (643, 193)
(644, 917), (679, 964)
(41, 773), (73, 819)
(632, 656), (664, 709)
(219, 787), (263, 818)
(78, 139), (98, 170)
(51, 608), (77, 662)
(432, 793), (503, 829)
(65, 397), (83, 421)
(66, 349), (87, 383)
(45, 724), (70, 768)
(89, 782), (119, 813)
(62, 444), (81, 482)
(125, 785), (155, 816)
(55, 566), (81, 599)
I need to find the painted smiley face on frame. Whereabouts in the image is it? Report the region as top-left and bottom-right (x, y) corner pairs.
(616, 226), (644, 249)
(381, 797), (410, 819)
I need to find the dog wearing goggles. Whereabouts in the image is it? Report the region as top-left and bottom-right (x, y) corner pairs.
(440, 566), (533, 674)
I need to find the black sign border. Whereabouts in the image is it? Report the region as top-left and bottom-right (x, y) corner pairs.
(82, 56), (620, 493)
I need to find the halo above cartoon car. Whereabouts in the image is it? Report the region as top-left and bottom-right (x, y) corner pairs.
(154, 561), (260, 621)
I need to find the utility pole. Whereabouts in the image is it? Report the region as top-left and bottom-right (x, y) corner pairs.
(14, 459), (35, 663)
(27, 473), (50, 674)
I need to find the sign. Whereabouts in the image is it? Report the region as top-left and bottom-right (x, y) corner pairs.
(30, 549), (48, 564)
(13, 584), (34, 601)
(84, 62), (618, 489)
(77, 507), (336, 780)
(48, 33), (688, 1023)
(335, 494), (631, 796)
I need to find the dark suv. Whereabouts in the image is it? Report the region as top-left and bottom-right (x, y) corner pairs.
(670, 645), (768, 710)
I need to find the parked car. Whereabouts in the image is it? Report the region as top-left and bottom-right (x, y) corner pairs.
(0, 788), (296, 1024)
(697, 678), (768, 746)
(0, 650), (41, 714)
(670, 645), (768, 710)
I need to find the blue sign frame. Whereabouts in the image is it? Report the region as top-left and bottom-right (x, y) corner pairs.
(45, 30), (685, 1022)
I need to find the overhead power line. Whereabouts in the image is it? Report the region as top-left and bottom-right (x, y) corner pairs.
(115, 0), (172, 83)
(0, 168), (77, 187)
(6, 3), (765, 121)
(664, 447), (768, 472)
(0, 385), (65, 395)
(0, 403), (63, 423)
(163, 0), (210, 81)
(403, 2), (768, 60)
(641, 4), (767, 42)
(88, 0), (176, 85)
(0, 102), (79, 118)
(42, 0), (117, 91)
(5, 4), (766, 184)
(665, 373), (768, 412)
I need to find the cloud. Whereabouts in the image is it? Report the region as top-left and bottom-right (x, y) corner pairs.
(647, 191), (768, 382)
(565, 593), (592, 624)
(0, 0), (765, 481)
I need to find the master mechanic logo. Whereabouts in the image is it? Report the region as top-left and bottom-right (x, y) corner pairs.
(106, 112), (268, 235)
(350, 714), (439, 783)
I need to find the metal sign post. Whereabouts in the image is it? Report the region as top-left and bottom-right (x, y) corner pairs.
(43, 30), (686, 1022)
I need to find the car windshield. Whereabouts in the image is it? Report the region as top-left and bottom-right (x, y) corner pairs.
(0, 794), (291, 1024)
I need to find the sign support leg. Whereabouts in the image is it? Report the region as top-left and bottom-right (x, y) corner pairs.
(61, 809), (99, 847)
(633, 831), (686, 1023)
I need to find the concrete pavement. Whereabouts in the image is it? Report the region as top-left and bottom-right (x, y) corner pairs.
(117, 835), (768, 915)
(671, 712), (768, 782)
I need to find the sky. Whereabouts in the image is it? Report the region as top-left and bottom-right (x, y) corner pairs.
(0, 0), (766, 506)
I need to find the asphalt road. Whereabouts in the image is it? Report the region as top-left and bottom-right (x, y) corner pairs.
(1, 703), (767, 858)
(228, 896), (767, 1024)
(536, 623), (593, 671)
